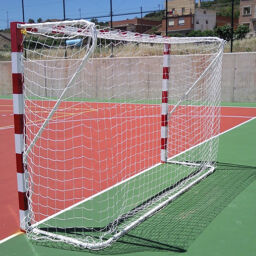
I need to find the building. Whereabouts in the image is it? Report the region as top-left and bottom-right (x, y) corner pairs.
(161, 14), (194, 35)
(162, 0), (195, 35)
(239, 0), (256, 36)
(216, 15), (239, 29)
(194, 8), (216, 31)
(111, 18), (161, 34)
(160, 0), (216, 35)
(167, 0), (195, 16)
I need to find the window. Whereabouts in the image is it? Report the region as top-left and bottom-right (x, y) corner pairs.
(182, 7), (185, 15)
(168, 19), (174, 26)
(206, 20), (208, 24)
(203, 10), (206, 14)
(243, 6), (251, 16)
(179, 18), (185, 25)
(170, 8), (175, 15)
(196, 20), (199, 24)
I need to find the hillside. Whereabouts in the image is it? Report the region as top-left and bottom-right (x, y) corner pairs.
(144, 10), (164, 21)
(200, 0), (240, 18)
(0, 31), (11, 61)
(144, 1), (240, 19)
(0, 31), (11, 51)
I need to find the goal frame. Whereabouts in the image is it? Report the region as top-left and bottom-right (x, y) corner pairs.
(11, 21), (28, 232)
(11, 20), (224, 250)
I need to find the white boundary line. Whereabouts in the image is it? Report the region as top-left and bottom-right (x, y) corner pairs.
(6, 115), (256, 230)
(167, 116), (256, 160)
(24, 115), (256, 227)
(0, 113), (255, 131)
(1, 97), (256, 109)
(1, 116), (255, 244)
(33, 164), (216, 250)
(221, 105), (256, 109)
(0, 232), (23, 244)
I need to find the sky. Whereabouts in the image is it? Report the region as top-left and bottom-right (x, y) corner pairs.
(0, 0), (166, 30)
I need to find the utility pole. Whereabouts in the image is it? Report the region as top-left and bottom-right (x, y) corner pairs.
(140, 6), (143, 33)
(78, 8), (81, 19)
(110, 0), (113, 57)
(165, 0), (168, 36)
(63, 0), (66, 20)
(110, 0), (113, 29)
(6, 11), (9, 29)
(231, 0), (234, 52)
(21, 0), (25, 22)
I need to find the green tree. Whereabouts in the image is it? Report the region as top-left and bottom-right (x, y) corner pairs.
(202, 30), (216, 37)
(144, 10), (164, 21)
(188, 30), (204, 37)
(98, 21), (108, 27)
(215, 25), (232, 41)
(235, 25), (250, 40)
(37, 18), (43, 23)
(90, 18), (98, 24)
(28, 18), (35, 23)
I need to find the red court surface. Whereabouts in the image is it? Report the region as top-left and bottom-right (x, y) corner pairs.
(1, 98), (256, 241)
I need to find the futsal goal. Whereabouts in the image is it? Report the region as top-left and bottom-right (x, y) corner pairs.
(11, 20), (224, 249)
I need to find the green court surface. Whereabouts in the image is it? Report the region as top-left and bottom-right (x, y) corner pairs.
(1, 112), (255, 255)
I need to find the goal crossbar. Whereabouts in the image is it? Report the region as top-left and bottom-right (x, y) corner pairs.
(19, 20), (223, 45)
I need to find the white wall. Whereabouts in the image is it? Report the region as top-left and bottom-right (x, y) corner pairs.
(1, 52), (256, 103)
(194, 8), (216, 31)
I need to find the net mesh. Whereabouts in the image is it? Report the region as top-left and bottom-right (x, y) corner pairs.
(19, 20), (224, 249)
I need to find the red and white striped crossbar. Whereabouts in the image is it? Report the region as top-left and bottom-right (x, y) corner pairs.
(161, 43), (170, 163)
(11, 22), (28, 232)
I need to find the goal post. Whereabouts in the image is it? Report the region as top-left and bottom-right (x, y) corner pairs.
(161, 43), (170, 163)
(11, 20), (224, 249)
(11, 21), (28, 232)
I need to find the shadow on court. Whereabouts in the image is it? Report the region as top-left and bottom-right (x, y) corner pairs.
(27, 161), (256, 255)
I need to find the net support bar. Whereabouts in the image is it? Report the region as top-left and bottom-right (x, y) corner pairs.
(11, 21), (28, 232)
(161, 43), (170, 163)
(33, 162), (215, 250)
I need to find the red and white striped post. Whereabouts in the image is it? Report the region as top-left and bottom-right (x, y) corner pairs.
(161, 43), (170, 163)
(11, 22), (28, 232)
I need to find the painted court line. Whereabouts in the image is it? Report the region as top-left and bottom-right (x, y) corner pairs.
(221, 105), (256, 109)
(0, 231), (23, 244)
(21, 117), (256, 232)
(0, 108), (97, 131)
(1, 113), (255, 131)
(1, 116), (255, 244)
(2, 97), (256, 109)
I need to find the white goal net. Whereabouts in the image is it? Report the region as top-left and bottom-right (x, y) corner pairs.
(12, 20), (224, 249)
